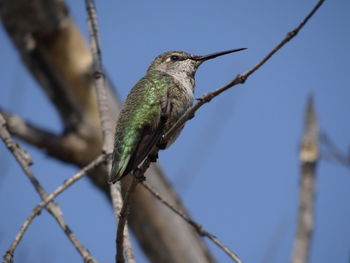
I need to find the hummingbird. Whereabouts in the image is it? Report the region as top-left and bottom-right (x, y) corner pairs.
(109, 48), (246, 183)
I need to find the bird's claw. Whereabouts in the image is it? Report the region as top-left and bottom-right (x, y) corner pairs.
(157, 138), (167, 150)
(149, 152), (159, 162)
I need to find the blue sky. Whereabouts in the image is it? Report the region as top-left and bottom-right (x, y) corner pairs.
(1, 0), (349, 262)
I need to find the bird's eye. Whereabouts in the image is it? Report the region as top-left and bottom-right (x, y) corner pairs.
(170, 55), (180, 61)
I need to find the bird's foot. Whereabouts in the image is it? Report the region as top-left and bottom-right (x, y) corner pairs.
(149, 152), (159, 162)
(157, 137), (167, 150)
(134, 169), (146, 182)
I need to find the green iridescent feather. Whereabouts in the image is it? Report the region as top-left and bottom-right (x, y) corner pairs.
(109, 71), (172, 182)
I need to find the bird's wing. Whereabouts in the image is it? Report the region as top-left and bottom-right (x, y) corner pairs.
(120, 92), (171, 179)
(109, 75), (172, 183)
(123, 122), (164, 174)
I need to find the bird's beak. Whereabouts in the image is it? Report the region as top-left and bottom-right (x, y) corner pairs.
(192, 48), (247, 65)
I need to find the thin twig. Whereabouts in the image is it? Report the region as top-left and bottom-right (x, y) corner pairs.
(111, 183), (135, 263)
(0, 116), (32, 166)
(2, 153), (107, 263)
(85, 0), (113, 153)
(291, 95), (319, 263)
(0, 114), (100, 263)
(116, 157), (153, 263)
(164, 0), (325, 142)
(85, 1), (135, 262)
(141, 181), (243, 263)
(116, 177), (139, 263)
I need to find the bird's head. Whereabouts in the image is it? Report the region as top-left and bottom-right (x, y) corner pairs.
(147, 48), (247, 78)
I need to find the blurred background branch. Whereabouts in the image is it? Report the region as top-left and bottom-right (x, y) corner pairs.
(291, 95), (319, 263)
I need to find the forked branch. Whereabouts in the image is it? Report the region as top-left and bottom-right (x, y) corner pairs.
(1, 152), (107, 263)
(0, 114), (99, 263)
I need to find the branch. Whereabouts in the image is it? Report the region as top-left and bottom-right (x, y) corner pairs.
(85, 0), (113, 153)
(0, 114), (99, 263)
(164, 0), (325, 142)
(291, 95), (319, 263)
(2, 153), (107, 263)
(116, 156), (153, 263)
(116, 178), (139, 263)
(0, 0), (99, 133)
(0, 111), (95, 165)
(111, 184), (135, 263)
(117, 153), (242, 263)
(141, 181), (243, 263)
(0, 115), (32, 166)
(85, 0), (134, 262)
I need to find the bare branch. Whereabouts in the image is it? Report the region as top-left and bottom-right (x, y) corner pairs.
(141, 181), (243, 263)
(0, 115), (32, 166)
(2, 153), (107, 263)
(85, 0), (134, 261)
(85, 0), (113, 153)
(164, 0), (325, 142)
(116, 156), (154, 263)
(116, 178), (139, 263)
(291, 95), (319, 263)
(0, 111), (96, 164)
(0, 114), (99, 263)
(0, 0), (101, 134)
(110, 183), (135, 263)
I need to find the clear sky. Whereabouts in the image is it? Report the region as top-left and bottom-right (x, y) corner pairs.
(1, 0), (349, 262)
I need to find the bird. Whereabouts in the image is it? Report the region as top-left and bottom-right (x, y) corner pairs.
(109, 48), (246, 183)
